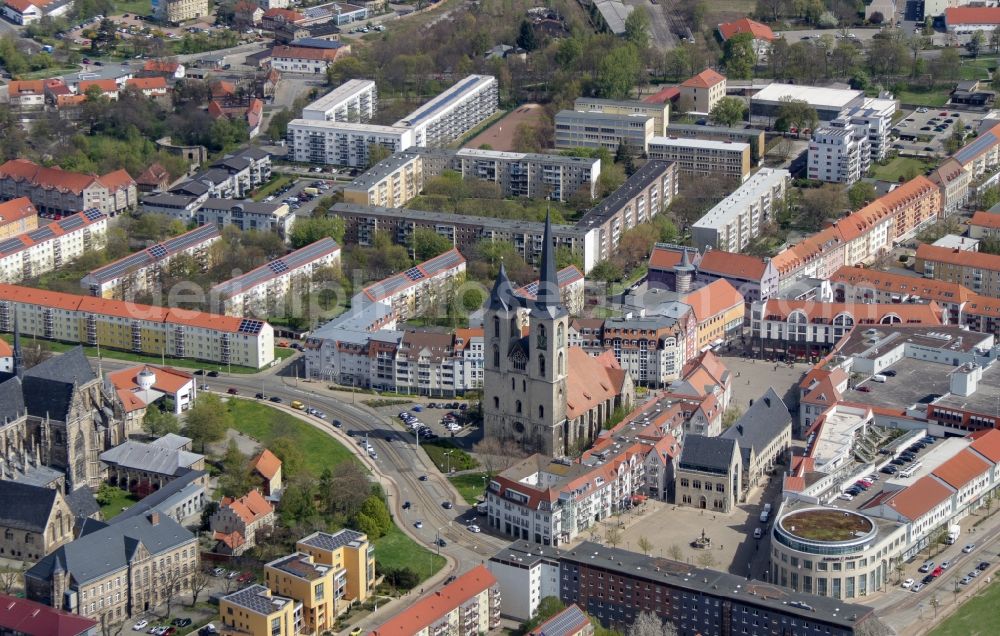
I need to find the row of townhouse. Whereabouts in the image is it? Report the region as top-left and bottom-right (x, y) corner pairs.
(211, 238), (341, 317)
(0, 209), (108, 284)
(771, 175), (942, 291)
(0, 159), (136, 218)
(80, 224), (220, 300)
(334, 160), (679, 273)
(142, 196), (294, 239)
(303, 266), (585, 392)
(928, 121), (1000, 215)
(287, 75), (498, 165)
(0, 283), (274, 368)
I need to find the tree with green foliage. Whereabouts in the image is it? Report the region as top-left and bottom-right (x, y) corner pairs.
(624, 8), (650, 51)
(614, 139), (637, 176)
(722, 32), (756, 79)
(267, 438), (306, 479)
(596, 44), (640, 100)
(969, 30), (986, 58)
(143, 408), (180, 438)
(412, 228), (454, 261)
(556, 246), (584, 271)
(184, 393), (231, 452)
(289, 216), (345, 249)
(517, 20), (538, 51)
(519, 597), (566, 634)
(354, 495), (392, 538)
(775, 97), (818, 135)
(980, 185), (1000, 209)
(218, 440), (255, 498)
(709, 97), (748, 127)
(277, 475), (317, 525)
(591, 259), (623, 285)
(366, 143), (392, 169)
(847, 181), (877, 209)
(555, 37), (583, 69)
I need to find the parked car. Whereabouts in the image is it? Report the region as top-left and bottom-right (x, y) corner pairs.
(171, 619), (192, 628)
(211, 567), (226, 577)
(402, 501), (411, 510)
(414, 521), (423, 529)
(978, 561), (990, 571)
(442, 501), (453, 509)
(269, 396), (282, 403)
(901, 578), (914, 589)
(467, 524), (481, 533)
(856, 386), (872, 392)
(911, 582), (925, 592)
(133, 620), (149, 632)
(919, 561), (935, 573)
(961, 575), (973, 585)
(753, 527), (763, 539)
(227, 388), (238, 395)
(207, 371), (219, 377)
(964, 543), (976, 553)
(941, 560), (951, 570)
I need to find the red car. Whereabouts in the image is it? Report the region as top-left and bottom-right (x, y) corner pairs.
(856, 386), (872, 392)
(931, 566), (944, 578)
(227, 388), (238, 395)
(237, 572), (254, 583)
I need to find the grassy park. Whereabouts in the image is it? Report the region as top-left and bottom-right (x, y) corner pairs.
(930, 578), (1000, 636)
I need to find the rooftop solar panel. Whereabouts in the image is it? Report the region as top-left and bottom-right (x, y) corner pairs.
(268, 260), (289, 274)
(211, 238), (340, 298)
(28, 227), (54, 242)
(404, 267), (424, 281)
(148, 244), (169, 259)
(535, 605), (589, 636)
(238, 319), (263, 334)
(83, 208), (103, 221)
(955, 130), (998, 164)
(421, 249), (463, 275)
(0, 237), (24, 255)
(58, 215), (85, 232)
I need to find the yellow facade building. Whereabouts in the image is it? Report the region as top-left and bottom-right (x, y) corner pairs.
(264, 553), (335, 635)
(683, 279), (746, 351)
(220, 585), (299, 636)
(296, 530), (374, 612)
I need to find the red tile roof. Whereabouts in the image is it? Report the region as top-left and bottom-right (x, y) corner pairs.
(642, 85), (680, 104)
(370, 565), (496, 635)
(683, 278), (744, 323)
(0, 593), (97, 636)
(917, 243), (1000, 273)
(251, 449), (282, 480)
(0, 159), (134, 195)
(213, 529), (246, 551)
(945, 6), (1000, 25)
(565, 348), (627, 420)
(247, 97), (264, 130)
(136, 162), (170, 187)
(759, 298), (944, 324)
(126, 77), (168, 91)
(970, 428), (1000, 463)
(78, 79), (119, 94)
(885, 475), (953, 521)
(271, 45), (342, 61)
(263, 7), (304, 20)
(142, 59), (180, 74)
(829, 266), (972, 304)
(220, 489), (274, 525)
(648, 245), (695, 270)
(0, 338), (10, 358)
(681, 68), (726, 89)
(0, 197), (37, 226)
(969, 210), (1000, 230)
(933, 449), (991, 489)
(108, 364), (194, 396)
(7, 80), (44, 96)
(697, 249), (769, 281)
(718, 17), (775, 41)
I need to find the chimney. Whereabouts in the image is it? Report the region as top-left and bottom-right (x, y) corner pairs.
(764, 397), (771, 407)
(737, 424), (743, 435)
(148, 512), (160, 526)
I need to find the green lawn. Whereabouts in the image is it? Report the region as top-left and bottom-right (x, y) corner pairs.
(111, 0), (151, 15)
(226, 399), (359, 476)
(17, 67), (79, 80)
(373, 525), (446, 583)
(448, 473), (488, 505)
(871, 156), (936, 183)
(930, 578), (1000, 636)
(1, 334), (293, 374)
(960, 57), (998, 81)
(99, 486), (140, 520)
(895, 87), (951, 107)
(420, 439), (478, 473)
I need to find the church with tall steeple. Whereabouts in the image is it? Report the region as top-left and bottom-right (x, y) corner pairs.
(483, 214), (634, 456)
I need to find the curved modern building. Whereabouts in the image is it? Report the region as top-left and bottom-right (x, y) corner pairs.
(770, 506), (906, 600)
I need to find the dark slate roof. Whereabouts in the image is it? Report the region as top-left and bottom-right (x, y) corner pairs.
(21, 348), (95, 422)
(0, 482), (57, 533)
(27, 513), (194, 586)
(64, 486), (100, 521)
(721, 387), (791, 458)
(170, 180), (210, 196)
(678, 434), (738, 474)
(0, 376), (25, 423)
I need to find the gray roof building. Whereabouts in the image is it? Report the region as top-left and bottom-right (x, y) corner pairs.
(677, 435), (739, 474)
(0, 481), (60, 533)
(722, 387), (791, 464)
(114, 470), (207, 523)
(99, 440), (203, 478)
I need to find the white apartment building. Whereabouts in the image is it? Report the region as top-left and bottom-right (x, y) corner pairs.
(554, 110), (655, 152)
(0, 209), (107, 285)
(359, 248), (467, 321)
(647, 137), (751, 181)
(808, 119), (872, 185)
(301, 79), (378, 123)
(451, 149), (601, 201)
(80, 224), (221, 299)
(691, 167), (791, 251)
(154, 0), (210, 24)
(392, 75), (499, 147)
(342, 152), (424, 208)
(287, 120), (414, 167)
(844, 97), (896, 163)
(210, 238), (341, 317)
(197, 199), (295, 238)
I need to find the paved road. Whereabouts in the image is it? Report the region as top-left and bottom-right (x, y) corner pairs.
(97, 355), (505, 633)
(629, 0), (678, 50)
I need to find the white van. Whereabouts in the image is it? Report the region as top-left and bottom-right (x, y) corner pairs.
(871, 374), (887, 383)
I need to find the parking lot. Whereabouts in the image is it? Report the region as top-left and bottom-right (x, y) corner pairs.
(893, 107), (973, 156)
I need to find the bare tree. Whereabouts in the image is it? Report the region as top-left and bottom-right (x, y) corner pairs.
(0, 567), (22, 595)
(638, 536), (653, 556)
(667, 544), (683, 561)
(627, 611), (677, 636)
(189, 570), (211, 607)
(473, 437), (527, 476)
(696, 551), (717, 568)
(162, 567), (187, 618)
(930, 593), (940, 617)
(893, 557), (906, 584)
(99, 611), (126, 636)
(605, 526), (622, 548)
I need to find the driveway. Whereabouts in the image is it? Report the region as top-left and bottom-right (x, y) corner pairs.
(624, 0), (677, 49)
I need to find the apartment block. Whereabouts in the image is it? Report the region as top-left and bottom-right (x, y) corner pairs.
(211, 238), (341, 316)
(679, 68), (727, 114)
(287, 119), (414, 167)
(369, 565), (500, 636)
(808, 118), (871, 185)
(81, 224), (220, 299)
(843, 97), (896, 162)
(0, 159), (136, 218)
(359, 248), (466, 322)
(953, 121), (1000, 178)
(263, 553), (336, 634)
(301, 79), (377, 122)
(0, 284), (275, 368)
(599, 313), (690, 387)
(0, 197), (38, 238)
(0, 209), (108, 285)
(296, 530), (375, 608)
(392, 74), (498, 147)
(554, 110), (655, 152)
(665, 123), (766, 164)
(449, 148), (601, 201)
(342, 151), (424, 208)
(155, 0), (210, 23)
(572, 97), (669, 135)
(691, 167), (790, 251)
(219, 585), (299, 636)
(25, 512), (198, 622)
(928, 158), (971, 216)
(197, 198), (295, 238)
(916, 243), (1000, 297)
(270, 44), (352, 75)
(647, 136), (751, 181)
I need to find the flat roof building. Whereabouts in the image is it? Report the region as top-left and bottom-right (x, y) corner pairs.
(301, 78), (377, 122)
(554, 110), (655, 152)
(691, 167), (790, 252)
(751, 83), (865, 122)
(287, 119), (414, 168)
(572, 97), (669, 135)
(647, 136), (751, 181)
(392, 74), (498, 147)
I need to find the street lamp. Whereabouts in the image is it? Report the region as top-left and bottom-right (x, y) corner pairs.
(444, 450), (453, 474)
